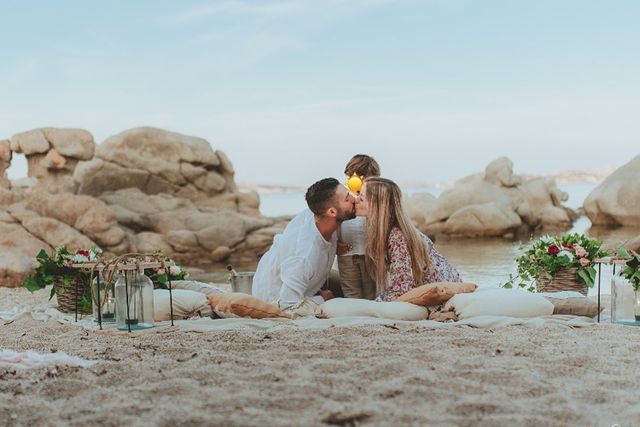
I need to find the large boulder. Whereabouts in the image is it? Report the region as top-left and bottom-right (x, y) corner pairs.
(404, 192), (437, 231)
(484, 156), (522, 188)
(0, 126), (283, 286)
(23, 189), (127, 252)
(584, 155), (640, 226)
(0, 214), (53, 287)
(442, 202), (522, 237)
(0, 139), (11, 189)
(96, 187), (273, 265)
(405, 157), (575, 237)
(75, 127), (233, 199)
(10, 128), (95, 194)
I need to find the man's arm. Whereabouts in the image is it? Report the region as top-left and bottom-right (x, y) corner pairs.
(278, 256), (316, 309)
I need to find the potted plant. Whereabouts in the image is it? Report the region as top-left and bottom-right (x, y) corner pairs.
(504, 233), (609, 295)
(23, 245), (102, 313)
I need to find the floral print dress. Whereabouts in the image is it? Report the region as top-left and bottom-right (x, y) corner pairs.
(376, 227), (462, 302)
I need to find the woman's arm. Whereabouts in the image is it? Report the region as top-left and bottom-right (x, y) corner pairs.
(376, 228), (416, 301)
(423, 234), (462, 283)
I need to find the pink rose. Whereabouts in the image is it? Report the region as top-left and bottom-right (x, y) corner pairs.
(579, 257), (590, 267)
(575, 245), (589, 258)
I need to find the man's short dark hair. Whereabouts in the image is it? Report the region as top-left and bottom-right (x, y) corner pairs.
(305, 178), (339, 216)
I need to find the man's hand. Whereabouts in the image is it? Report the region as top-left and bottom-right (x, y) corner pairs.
(319, 289), (334, 301)
(336, 240), (352, 256)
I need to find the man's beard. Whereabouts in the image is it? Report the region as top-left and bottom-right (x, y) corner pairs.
(336, 204), (356, 222)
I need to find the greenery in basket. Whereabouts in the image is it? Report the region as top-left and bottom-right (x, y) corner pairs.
(503, 233), (609, 292)
(146, 264), (189, 288)
(616, 248), (640, 291)
(23, 246), (103, 312)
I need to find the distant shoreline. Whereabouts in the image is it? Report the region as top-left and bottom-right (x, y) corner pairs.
(238, 167), (614, 194)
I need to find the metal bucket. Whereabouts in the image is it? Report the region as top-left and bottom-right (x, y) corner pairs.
(229, 272), (254, 294)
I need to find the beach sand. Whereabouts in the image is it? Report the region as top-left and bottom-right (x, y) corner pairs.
(1, 287), (640, 426)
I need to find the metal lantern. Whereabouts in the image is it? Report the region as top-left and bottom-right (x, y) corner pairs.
(115, 268), (155, 331)
(91, 272), (116, 324)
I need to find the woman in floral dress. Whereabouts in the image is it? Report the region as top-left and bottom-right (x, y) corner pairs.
(354, 177), (462, 301)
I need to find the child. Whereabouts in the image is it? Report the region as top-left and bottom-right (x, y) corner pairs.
(338, 154), (380, 299)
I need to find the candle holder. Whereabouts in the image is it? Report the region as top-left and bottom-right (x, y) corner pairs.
(91, 272), (116, 323)
(115, 268), (155, 331)
(611, 272), (640, 326)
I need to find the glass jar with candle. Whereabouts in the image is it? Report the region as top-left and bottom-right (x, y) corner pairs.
(91, 271), (116, 323)
(114, 268), (155, 331)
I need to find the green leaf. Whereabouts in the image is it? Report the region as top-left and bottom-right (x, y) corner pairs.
(503, 283), (512, 289)
(49, 287), (56, 300)
(577, 269), (593, 288)
(23, 276), (43, 293)
(616, 247), (630, 258)
(36, 249), (49, 263)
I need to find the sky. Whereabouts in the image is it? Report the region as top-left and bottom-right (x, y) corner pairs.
(1, 0), (639, 186)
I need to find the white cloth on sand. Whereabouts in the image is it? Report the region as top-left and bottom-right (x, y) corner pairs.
(252, 209), (336, 309)
(0, 349), (96, 370)
(1, 296), (596, 335)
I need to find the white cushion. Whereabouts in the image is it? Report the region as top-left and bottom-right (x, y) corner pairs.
(170, 280), (227, 295)
(444, 288), (554, 319)
(316, 298), (428, 321)
(153, 289), (213, 321)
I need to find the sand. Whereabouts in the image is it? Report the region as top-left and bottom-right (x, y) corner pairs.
(1, 287), (640, 427)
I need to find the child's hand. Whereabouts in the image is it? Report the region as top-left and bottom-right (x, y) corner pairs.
(337, 240), (352, 255)
(319, 289), (334, 301)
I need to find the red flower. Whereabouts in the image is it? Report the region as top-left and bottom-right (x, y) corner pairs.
(547, 245), (560, 255)
(562, 244), (573, 250)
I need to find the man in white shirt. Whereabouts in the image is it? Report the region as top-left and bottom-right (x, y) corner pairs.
(252, 178), (356, 309)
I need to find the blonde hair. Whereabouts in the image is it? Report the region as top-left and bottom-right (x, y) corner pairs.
(363, 177), (430, 294)
(344, 154), (380, 178)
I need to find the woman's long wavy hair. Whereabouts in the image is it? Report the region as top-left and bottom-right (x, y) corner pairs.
(363, 177), (431, 294)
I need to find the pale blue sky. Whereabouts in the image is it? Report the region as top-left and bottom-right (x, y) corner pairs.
(1, 0), (638, 185)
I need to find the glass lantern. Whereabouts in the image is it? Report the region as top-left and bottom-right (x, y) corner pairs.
(114, 268), (155, 331)
(91, 272), (116, 323)
(611, 273), (640, 326)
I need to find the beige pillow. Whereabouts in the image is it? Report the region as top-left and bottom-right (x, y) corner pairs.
(543, 294), (603, 318)
(153, 289), (213, 321)
(171, 280), (227, 295)
(396, 282), (478, 307)
(207, 293), (291, 319)
(316, 298), (429, 320)
(444, 288), (554, 319)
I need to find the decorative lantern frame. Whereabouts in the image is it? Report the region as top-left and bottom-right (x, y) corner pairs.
(70, 254), (177, 332)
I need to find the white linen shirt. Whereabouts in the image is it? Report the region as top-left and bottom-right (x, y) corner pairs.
(252, 209), (337, 309)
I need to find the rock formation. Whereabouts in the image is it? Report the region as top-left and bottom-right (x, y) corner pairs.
(0, 127), (283, 287)
(584, 155), (640, 227)
(404, 157), (576, 238)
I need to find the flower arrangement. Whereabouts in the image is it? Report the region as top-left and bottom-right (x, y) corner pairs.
(23, 246), (103, 312)
(504, 233), (609, 292)
(144, 250), (189, 288)
(146, 264), (189, 289)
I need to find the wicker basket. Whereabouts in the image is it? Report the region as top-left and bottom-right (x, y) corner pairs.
(536, 267), (587, 296)
(54, 276), (91, 314)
